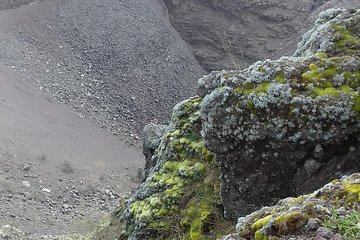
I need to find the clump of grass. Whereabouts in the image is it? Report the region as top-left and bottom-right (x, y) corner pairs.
(323, 209), (360, 239)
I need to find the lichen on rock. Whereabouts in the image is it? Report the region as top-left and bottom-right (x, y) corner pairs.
(199, 8), (360, 219)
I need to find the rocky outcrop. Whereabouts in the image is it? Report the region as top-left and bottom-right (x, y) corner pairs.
(119, 97), (233, 239)
(200, 8), (360, 219)
(163, 0), (360, 72)
(103, 8), (360, 240)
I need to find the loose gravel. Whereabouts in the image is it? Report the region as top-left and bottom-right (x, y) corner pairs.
(0, 0), (204, 146)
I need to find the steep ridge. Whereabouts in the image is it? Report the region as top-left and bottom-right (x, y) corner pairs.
(163, 0), (360, 72)
(0, 0), (204, 145)
(94, 8), (359, 240)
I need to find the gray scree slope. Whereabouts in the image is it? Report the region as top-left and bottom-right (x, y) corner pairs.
(0, 0), (204, 145)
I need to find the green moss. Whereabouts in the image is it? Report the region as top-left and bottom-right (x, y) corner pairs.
(332, 24), (360, 55)
(259, 66), (266, 73)
(234, 81), (271, 96)
(312, 87), (340, 96)
(274, 212), (308, 234)
(243, 81), (254, 90)
(256, 82), (271, 92)
(323, 67), (337, 79)
(344, 182), (360, 202)
(315, 52), (328, 59)
(181, 200), (212, 240)
(302, 63), (321, 83)
(251, 215), (273, 231)
(254, 230), (268, 240)
(274, 73), (286, 84)
(343, 71), (353, 81)
(128, 97), (233, 239)
(353, 95), (360, 112)
(309, 63), (318, 72)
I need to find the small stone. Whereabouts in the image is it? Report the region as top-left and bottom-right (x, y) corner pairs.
(313, 144), (324, 159)
(333, 233), (343, 240)
(337, 206), (347, 216)
(349, 146), (356, 153)
(314, 235), (327, 240)
(220, 234), (242, 240)
(316, 227), (334, 239)
(304, 159), (321, 174)
(22, 181), (31, 188)
(307, 218), (320, 230)
(22, 163), (31, 172)
(42, 188), (51, 193)
(23, 192), (32, 199)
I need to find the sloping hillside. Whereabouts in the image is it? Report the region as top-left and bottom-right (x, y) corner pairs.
(0, 0), (204, 145)
(163, 0), (360, 71)
(0, 63), (143, 236)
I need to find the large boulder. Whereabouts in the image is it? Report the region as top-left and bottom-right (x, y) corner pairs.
(199, 8), (360, 219)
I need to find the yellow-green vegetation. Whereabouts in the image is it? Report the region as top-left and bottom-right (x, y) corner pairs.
(298, 57), (360, 113)
(231, 54), (359, 116)
(274, 212), (307, 234)
(234, 82), (271, 96)
(236, 174), (360, 239)
(323, 209), (360, 239)
(251, 215), (273, 231)
(333, 24), (360, 55)
(127, 97), (234, 239)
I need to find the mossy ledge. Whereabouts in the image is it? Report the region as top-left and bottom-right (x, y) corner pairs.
(234, 173), (360, 240)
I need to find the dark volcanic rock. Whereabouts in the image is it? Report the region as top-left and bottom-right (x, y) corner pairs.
(199, 9), (360, 219)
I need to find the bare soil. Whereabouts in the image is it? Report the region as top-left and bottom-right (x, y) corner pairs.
(0, 63), (143, 236)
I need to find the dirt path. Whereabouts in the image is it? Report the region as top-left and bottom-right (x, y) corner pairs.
(0, 64), (143, 236)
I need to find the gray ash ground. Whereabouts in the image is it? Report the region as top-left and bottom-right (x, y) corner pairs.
(0, 0), (204, 147)
(0, 64), (143, 236)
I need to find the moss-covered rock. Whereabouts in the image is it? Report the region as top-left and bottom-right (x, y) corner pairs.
(234, 173), (360, 239)
(199, 9), (360, 219)
(119, 97), (233, 239)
